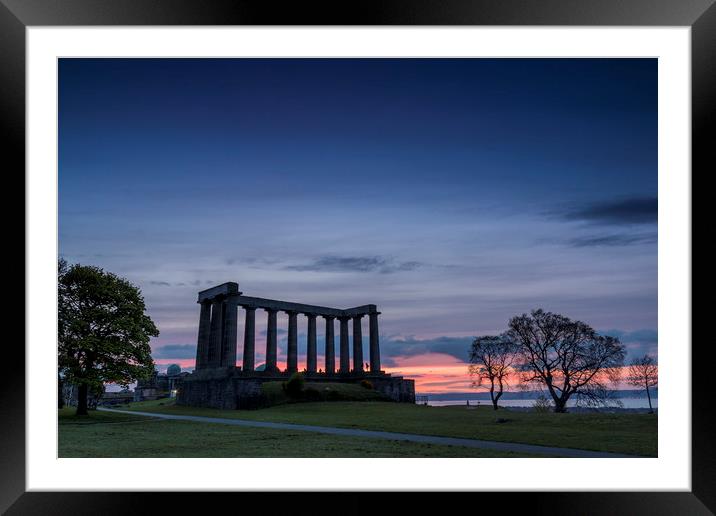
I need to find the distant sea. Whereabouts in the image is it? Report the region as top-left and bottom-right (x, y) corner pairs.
(417, 389), (658, 409)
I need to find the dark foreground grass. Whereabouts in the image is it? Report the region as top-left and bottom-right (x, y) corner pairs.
(118, 399), (657, 457)
(58, 408), (541, 457)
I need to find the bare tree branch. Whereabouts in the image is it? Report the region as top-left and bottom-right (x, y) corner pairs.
(468, 335), (518, 410)
(505, 309), (626, 413)
(625, 354), (658, 413)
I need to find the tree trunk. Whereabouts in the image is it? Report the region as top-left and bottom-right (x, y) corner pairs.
(546, 381), (567, 413)
(645, 384), (653, 414)
(544, 377), (564, 413)
(490, 385), (498, 410)
(554, 397), (568, 413)
(58, 376), (64, 409)
(76, 383), (89, 416)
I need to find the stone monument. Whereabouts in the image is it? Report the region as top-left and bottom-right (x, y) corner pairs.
(177, 282), (415, 409)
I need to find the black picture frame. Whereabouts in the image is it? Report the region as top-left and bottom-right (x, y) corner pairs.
(3, 1), (712, 514)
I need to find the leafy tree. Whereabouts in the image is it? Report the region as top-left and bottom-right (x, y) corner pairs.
(625, 354), (658, 414)
(468, 335), (518, 410)
(58, 259), (158, 415)
(506, 309), (625, 413)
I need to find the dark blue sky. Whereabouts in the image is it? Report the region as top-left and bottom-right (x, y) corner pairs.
(59, 58), (657, 375)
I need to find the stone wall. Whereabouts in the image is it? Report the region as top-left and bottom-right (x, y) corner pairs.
(368, 375), (416, 403)
(176, 368), (416, 409)
(177, 367), (242, 409)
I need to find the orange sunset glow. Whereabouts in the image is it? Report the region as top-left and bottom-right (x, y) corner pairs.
(156, 353), (487, 394)
(383, 353), (476, 393)
(154, 352), (647, 394)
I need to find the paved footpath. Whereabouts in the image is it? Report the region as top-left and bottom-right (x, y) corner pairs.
(98, 407), (637, 458)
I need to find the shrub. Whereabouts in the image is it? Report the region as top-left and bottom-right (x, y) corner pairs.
(284, 372), (305, 398)
(359, 379), (374, 390)
(326, 389), (342, 401)
(303, 387), (321, 401)
(533, 394), (552, 413)
(261, 382), (290, 407)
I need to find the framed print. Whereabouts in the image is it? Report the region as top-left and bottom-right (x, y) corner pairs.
(4, 0), (713, 513)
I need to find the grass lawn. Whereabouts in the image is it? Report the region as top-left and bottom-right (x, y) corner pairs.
(58, 408), (543, 457)
(116, 399), (657, 457)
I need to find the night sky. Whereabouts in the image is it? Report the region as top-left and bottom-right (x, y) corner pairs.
(59, 58), (657, 392)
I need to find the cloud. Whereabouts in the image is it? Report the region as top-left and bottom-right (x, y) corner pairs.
(227, 257), (283, 267)
(382, 336), (474, 363)
(380, 330), (657, 367)
(152, 344), (196, 359)
(567, 232), (657, 247)
(557, 197), (657, 225)
(149, 279), (215, 288)
(284, 256), (422, 274)
(601, 328), (658, 344)
(599, 328), (658, 361)
(381, 356), (398, 368)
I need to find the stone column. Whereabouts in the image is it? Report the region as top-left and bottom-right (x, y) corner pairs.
(195, 300), (212, 370)
(306, 314), (317, 373)
(324, 316), (335, 374)
(286, 311), (298, 373)
(242, 307), (256, 372)
(221, 297), (238, 367)
(369, 312), (381, 373)
(265, 309), (278, 372)
(352, 315), (364, 373)
(338, 316), (350, 374)
(207, 298), (225, 368)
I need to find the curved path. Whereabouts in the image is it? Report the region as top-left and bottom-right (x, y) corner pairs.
(99, 407), (637, 458)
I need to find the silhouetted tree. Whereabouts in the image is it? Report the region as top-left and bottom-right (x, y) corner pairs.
(507, 309), (625, 413)
(58, 259), (158, 415)
(468, 335), (518, 410)
(625, 354), (658, 414)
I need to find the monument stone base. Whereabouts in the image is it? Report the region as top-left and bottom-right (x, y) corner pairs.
(176, 367), (415, 410)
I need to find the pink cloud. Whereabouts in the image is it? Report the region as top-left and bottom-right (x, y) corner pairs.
(384, 352), (478, 393)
